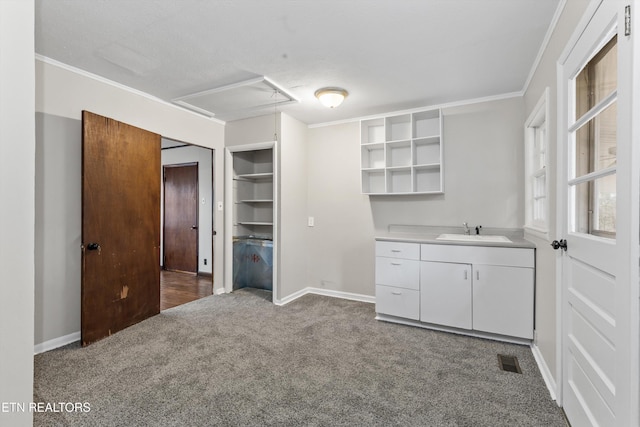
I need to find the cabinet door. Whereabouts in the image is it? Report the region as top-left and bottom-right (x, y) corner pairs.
(472, 265), (534, 339)
(420, 261), (472, 330)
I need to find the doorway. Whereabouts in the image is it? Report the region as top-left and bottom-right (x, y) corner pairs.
(160, 139), (215, 310)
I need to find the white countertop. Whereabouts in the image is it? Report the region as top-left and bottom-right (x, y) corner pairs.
(375, 225), (536, 249)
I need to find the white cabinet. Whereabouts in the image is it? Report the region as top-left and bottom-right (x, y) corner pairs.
(361, 109), (443, 195)
(375, 239), (535, 341)
(375, 241), (420, 320)
(420, 244), (534, 340)
(420, 261), (472, 330)
(472, 264), (534, 339)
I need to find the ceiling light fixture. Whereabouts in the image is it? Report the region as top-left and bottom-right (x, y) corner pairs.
(315, 87), (348, 108)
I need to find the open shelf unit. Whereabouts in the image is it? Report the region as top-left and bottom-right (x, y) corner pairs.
(232, 148), (274, 238)
(361, 108), (443, 194)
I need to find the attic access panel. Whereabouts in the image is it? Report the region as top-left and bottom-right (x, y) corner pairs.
(173, 76), (298, 121)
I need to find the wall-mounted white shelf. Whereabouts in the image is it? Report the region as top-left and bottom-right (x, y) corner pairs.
(361, 108), (443, 195)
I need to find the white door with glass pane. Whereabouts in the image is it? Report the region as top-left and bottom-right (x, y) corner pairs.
(557, 1), (636, 426)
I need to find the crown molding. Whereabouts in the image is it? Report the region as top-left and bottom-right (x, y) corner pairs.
(35, 54), (226, 126)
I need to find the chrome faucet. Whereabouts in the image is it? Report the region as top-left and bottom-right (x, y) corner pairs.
(463, 222), (470, 235)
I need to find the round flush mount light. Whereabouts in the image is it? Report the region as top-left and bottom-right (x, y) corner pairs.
(315, 87), (348, 108)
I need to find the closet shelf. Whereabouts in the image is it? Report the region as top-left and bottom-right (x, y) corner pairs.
(235, 172), (273, 181)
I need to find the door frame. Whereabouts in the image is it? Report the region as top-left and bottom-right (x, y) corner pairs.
(555, 0), (639, 424)
(162, 162), (199, 274)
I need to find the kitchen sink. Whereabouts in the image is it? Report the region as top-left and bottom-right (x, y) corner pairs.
(436, 234), (511, 243)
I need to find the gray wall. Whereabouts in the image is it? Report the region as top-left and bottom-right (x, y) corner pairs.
(278, 113), (309, 300)
(307, 122), (376, 295)
(370, 97), (525, 231)
(306, 97), (525, 297)
(224, 112), (309, 301)
(34, 113), (82, 346)
(34, 58), (226, 348)
(0, 2), (35, 424)
(522, 0), (592, 388)
(161, 142), (214, 275)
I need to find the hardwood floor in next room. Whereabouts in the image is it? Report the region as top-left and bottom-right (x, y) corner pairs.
(161, 270), (213, 310)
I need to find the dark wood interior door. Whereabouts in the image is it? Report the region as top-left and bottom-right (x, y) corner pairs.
(81, 111), (161, 346)
(163, 163), (199, 273)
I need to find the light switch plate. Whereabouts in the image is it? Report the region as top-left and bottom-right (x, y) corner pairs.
(217, 201), (223, 211)
(308, 217), (314, 227)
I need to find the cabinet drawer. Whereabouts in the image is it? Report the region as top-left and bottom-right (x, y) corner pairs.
(376, 241), (420, 260)
(375, 257), (420, 290)
(421, 244), (534, 268)
(376, 285), (420, 320)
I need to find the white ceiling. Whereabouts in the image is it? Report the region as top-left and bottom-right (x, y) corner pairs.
(35, 0), (561, 125)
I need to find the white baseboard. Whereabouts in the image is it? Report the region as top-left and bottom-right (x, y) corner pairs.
(275, 287), (375, 306)
(34, 331), (80, 355)
(530, 342), (558, 401)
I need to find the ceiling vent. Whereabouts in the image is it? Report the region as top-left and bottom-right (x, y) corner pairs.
(172, 76), (299, 122)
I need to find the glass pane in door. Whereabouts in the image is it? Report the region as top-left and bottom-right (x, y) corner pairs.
(573, 175), (616, 236)
(570, 34), (617, 238)
(575, 36), (617, 119)
(574, 101), (617, 177)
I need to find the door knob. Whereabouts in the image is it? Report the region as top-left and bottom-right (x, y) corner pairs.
(550, 239), (568, 251)
(86, 243), (100, 250)
(191, 225), (198, 230)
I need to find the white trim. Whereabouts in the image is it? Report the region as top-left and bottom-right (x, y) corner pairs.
(34, 331), (80, 355)
(567, 89), (617, 133)
(554, 58), (566, 408)
(308, 91), (523, 129)
(567, 165), (616, 186)
(274, 287), (375, 306)
(173, 76), (299, 118)
(524, 226), (550, 242)
(35, 54), (226, 125)
(558, 0), (605, 65)
(531, 343), (559, 402)
(524, 87), (550, 235)
(522, 0), (568, 94)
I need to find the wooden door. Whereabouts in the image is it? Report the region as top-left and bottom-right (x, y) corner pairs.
(163, 163), (199, 273)
(81, 111), (161, 346)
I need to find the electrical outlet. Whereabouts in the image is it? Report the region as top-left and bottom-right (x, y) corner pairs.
(308, 216), (315, 227)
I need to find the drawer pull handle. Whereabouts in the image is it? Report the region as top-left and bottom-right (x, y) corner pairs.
(476, 271), (480, 280)
(391, 291), (402, 295)
(391, 249), (402, 253)
(464, 270), (468, 280)
(391, 262), (402, 266)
